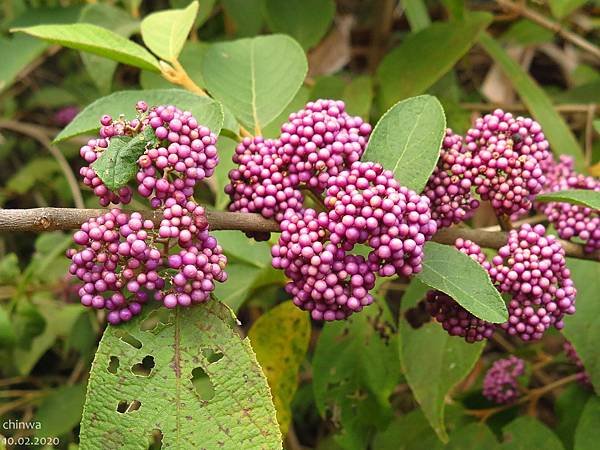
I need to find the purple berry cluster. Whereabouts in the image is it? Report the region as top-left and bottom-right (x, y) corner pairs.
(225, 137), (304, 222)
(490, 224), (576, 341)
(465, 109), (549, 218)
(423, 129), (480, 229)
(67, 210), (162, 324)
(538, 155), (600, 253)
(69, 102), (227, 323)
(483, 356), (525, 404)
(279, 99), (371, 192)
(272, 208), (375, 320)
(563, 341), (591, 387)
(325, 161), (437, 277)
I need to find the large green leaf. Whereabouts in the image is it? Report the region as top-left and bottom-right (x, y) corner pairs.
(555, 385), (591, 450)
(79, 4), (140, 94)
(501, 416), (564, 450)
(170, 0), (216, 27)
(213, 263), (262, 311)
(399, 321), (484, 442)
(377, 13), (491, 110)
(249, 301), (310, 435)
(92, 127), (158, 191)
(33, 383), (87, 438)
(343, 75), (373, 120)
(478, 33), (585, 171)
(417, 242), (508, 323)
(562, 258), (600, 393)
(262, 0), (335, 50)
(201, 34), (308, 133)
(362, 95), (446, 193)
(313, 302), (399, 450)
(220, 0), (264, 37)
(79, 301), (282, 449)
(55, 89), (223, 142)
(574, 397), (600, 450)
(536, 189), (600, 210)
(0, 35), (47, 93)
(141, 1), (199, 62)
(11, 23), (160, 72)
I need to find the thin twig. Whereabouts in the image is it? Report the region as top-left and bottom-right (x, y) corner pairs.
(496, 0), (600, 61)
(0, 208), (598, 261)
(461, 102), (598, 113)
(465, 373), (580, 421)
(0, 119), (84, 209)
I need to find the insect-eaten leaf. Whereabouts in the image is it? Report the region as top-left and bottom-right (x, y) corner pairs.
(92, 127), (158, 191)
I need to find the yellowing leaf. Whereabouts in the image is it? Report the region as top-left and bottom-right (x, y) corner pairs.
(249, 302), (311, 435)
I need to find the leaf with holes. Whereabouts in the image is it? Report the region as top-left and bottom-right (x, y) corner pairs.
(417, 242), (507, 323)
(79, 301), (282, 449)
(141, 1), (199, 62)
(11, 23), (160, 72)
(248, 301), (310, 435)
(399, 320), (484, 442)
(536, 189), (600, 210)
(362, 95), (446, 193)
(312, 302), (399, 450)
(92, 127), (157, 191)
(55, 89), (223, 142)
(201, 34), (307, 133)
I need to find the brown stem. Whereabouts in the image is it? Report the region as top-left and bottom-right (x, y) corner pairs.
(0, 119), (85, 209)
(496, 0), (600, 61)
(495, 213), (514, 232)
(0, 208), (598, 261)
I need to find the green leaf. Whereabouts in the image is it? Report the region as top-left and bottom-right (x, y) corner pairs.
(13, 297), (82, 375)
(446, 423), (500, 450)
(574, 397), (600, 450)
(310, 75), (346, 100)
(416, 242), (508, 323)
(79, 4), (140, 94)
(141, 1), (199, 62)
(0, 254), (20, 285)
(201, 34), (308, 133)
(6, 157), (60, 195)
(536, 189), (600, 210)
(213, 263), (262, 311)
(555, 385), (591, 450)
(211, 230), (272, 268)
(170, 0), (216, 27)
(33, 383), (87, 438)
(373, 409), (443, 450)
(399, 321), (484, 442)
(362, 95), (446, 193)
(11, 23), (160, 72)
(263, 86), (309, 138)
(478, 32), (585, 171)
(0, 307), (16, 349)
(343, 75), (373, 120)
(313, 302), (399, 450)
(501, 416), (564, 450)
(79, 302), (282, 449)
(249, 301), (310, 435)
(562, 258), (600, 393)
(377, 13), (491, 109)
(92, 127), (158, 191)
(13, 300), (46, 350)
(548, 0), (586, 19)
(0, 35), (47, 93)
(404, 0), (431, 32)
(262, 0), (335, 50)
(55, 89), (223, 142)
(500, 20), (554, 46)
(220, 0), (264, 37)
